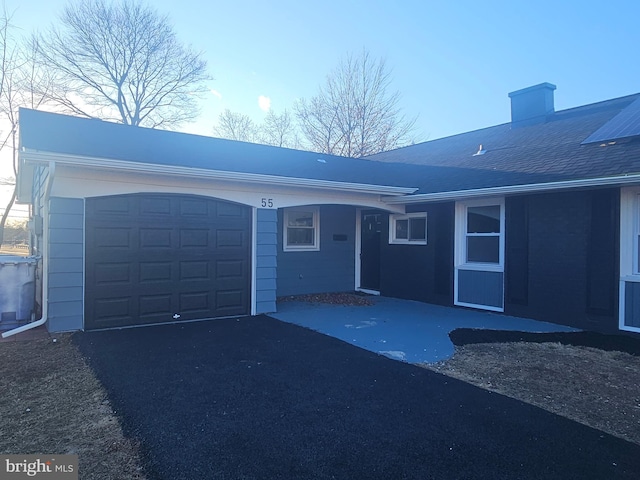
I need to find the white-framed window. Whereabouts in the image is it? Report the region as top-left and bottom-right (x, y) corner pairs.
(389, 213), (427, 245)
(455, 198), (505, 269)
(283, 207), (320, 251)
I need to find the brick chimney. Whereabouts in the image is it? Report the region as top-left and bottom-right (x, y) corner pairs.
(508, 82), (556, 127)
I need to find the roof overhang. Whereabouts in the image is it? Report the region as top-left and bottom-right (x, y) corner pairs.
(384, 173), (640, 204)
(19, 149), (418, 200)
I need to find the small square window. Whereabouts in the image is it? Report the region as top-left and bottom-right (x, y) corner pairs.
(389, 213), (427, 245)
(283, 207), (320, 251)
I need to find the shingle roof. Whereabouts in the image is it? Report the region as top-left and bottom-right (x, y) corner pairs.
(366, 93), (640, 194)
(18, 108), (424, 191)
(19, 92), (640, 197)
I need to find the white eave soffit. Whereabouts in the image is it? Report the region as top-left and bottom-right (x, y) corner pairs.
(384, 173), (640, 205)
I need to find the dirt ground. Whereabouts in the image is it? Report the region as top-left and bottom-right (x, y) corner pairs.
(424, 341), (640, 445)
(0, 335), (147, 480)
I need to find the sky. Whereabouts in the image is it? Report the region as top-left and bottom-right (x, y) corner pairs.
(2, 0), (640, 217)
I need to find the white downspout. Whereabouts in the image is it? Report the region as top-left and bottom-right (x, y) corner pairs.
(2, 162), (55, 338)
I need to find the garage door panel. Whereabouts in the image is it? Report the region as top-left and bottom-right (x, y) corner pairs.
(140, 228), (173, 248)
(94, 297), (133, 326)
(139, 294), (173, 317)
(217, 260), (244, 279)
(140, 262), (173, 283)
(140, 197), (172, 216)
(179, 291), (211, 314)
(95, 227), (132, 248)
(86, 194), (251, 330)
(216, 290), (246, 314)
(217, 229), (246, 247)
(180, 229), (210, 248)
(179, 261), (209, 281)
(180, 198), (210, 216)
(95, 262), (132, 286)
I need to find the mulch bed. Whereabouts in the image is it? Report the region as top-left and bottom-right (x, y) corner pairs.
(450, 328), (640, 356)
(277, 292), (375, 306)
(74, 316), (640, 480)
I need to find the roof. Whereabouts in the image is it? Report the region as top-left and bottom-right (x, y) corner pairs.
(367, 93), (640, 194)
(18, 108), (423, 193)
(18, 91), (640, 202)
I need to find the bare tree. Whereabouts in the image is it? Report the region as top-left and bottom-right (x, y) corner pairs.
(213, 109), (258, 142)
(260, 109), (299, 148)
(37, 0), (210, 128)
(0, 12), (53, 245)
(295, 49), (417, 157)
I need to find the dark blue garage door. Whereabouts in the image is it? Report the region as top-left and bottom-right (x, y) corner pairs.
(85, 194), (251, 330)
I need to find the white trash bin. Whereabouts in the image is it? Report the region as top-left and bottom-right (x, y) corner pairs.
(0, 255), (37, 329)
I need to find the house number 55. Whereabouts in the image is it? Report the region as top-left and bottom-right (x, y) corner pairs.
(261, 198), (274, 208)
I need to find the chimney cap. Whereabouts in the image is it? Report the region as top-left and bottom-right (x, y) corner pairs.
(508, 82), (556, 99)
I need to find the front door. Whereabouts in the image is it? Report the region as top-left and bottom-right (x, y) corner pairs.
(360, 211), (382, 292)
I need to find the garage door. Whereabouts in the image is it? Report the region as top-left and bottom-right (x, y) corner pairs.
(85, 194), (251, 330)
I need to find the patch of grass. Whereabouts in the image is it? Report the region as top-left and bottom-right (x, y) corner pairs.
(424, 342), (640, 445)
(0, 335), (147, 479)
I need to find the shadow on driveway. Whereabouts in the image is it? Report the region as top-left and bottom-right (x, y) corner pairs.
(74, 316), (639, 480)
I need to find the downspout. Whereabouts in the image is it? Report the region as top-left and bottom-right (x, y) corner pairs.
(2, 161), (55, 338)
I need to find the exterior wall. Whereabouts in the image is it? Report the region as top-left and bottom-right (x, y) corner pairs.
(504, 189), (619, 332)
(379, 202), (454, 306)
(47, 197), (84, 332)
(276, 205), (356, 296)
(255, 208), (277, 314)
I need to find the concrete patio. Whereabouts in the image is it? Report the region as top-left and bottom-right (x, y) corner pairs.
(270, 296), (577, 363)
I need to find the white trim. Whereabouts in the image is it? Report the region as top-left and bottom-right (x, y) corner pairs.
(356, 288), (381, 296)
(250, 207), (257, 316)
(388, 212), (427, 245)
(282, 207), (320, 252)
(454, 197), (505, 313)
(455, 197), (505, 270)
(455, 300), (504, 313)
(22, 150), (417, 196)
(384, 173), (640, 205)
(355, 208), (362, 291)
(618, 186), (640, 332)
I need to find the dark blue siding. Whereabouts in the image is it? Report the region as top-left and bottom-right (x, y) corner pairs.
(48, 197), (84, 332)
(277, 205), (355, 296)
(379, 202), (454, 305)
(457, 269), (504, 309)
(504, 190), (619, 332)
(256, 209), (277, 313)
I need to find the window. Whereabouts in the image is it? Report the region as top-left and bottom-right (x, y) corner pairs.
(283, 207), (320, 251)
(465, 204), (502, 264)
(389, 213), (427, 245)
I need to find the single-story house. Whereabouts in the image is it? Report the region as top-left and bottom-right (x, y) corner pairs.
(10, 82), (640, 336)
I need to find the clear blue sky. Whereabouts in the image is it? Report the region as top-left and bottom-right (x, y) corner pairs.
(2, 0), (640, 214)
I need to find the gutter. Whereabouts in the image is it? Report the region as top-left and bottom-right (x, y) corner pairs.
(2, 161), (55, 338)
(21, 150), (418, 196)
(383, 173), (640, 204)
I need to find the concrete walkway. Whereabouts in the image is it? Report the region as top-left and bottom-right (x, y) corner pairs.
(270, 296), (576, 363)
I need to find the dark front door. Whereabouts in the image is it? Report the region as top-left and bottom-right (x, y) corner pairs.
(360, 211), (382, 291)
(85, 194), (251, 330)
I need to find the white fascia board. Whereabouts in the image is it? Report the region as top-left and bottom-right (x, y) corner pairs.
(384, 173), (640, 205)
(21, 150), (418, 196)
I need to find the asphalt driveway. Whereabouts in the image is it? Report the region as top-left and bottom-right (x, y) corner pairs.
(74, 316), (640, 479)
